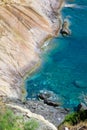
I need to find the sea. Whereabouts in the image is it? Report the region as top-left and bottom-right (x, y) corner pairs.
(25, 0), (87, 110)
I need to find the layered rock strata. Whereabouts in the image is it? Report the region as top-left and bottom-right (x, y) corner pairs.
(0, 0), (64, 99)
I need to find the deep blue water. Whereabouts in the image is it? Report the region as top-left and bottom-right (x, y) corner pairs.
(25, 0), (87, 109)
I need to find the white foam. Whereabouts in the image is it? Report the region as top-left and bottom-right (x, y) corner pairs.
(64, 4), (76, 8)
(64, 4), (87, 9)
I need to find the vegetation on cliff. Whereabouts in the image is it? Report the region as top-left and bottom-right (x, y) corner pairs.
(0, 98), (39, 130)
(58, 110), (87, 130)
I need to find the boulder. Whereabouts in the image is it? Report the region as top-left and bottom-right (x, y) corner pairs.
(74, 102), (87, 112)
(37, 90), (60, 107)
(60, 20), (71, 36)
(44, 99), (60, 107)
(38, 92), (51, 100)
(65, 127), (69, 130)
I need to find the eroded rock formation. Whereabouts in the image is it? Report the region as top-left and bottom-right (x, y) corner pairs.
(0, 0), (64, 99)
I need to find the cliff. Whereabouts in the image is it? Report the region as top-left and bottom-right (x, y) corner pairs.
(0, 0), (64, 99)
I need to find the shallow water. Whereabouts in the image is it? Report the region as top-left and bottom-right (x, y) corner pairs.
(25, 0), (87, 109)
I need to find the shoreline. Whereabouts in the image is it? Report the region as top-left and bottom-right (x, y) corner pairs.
(22, 6), (65, 100)
(22, 31), (62, 101)
(22, 37), (54, 100)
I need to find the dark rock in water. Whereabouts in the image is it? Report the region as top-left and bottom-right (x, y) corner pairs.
(60, 30), (69, 36)
(73, 80), (87, 88)
(38, 92), (51, 100)
(37, 90), (60, 107)
(74, 102), (87, 112)
(60, 20), (71, 37)
(44, 99), (60, 107)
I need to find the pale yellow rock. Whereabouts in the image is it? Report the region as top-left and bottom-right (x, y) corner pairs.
(0, 0), (64, 99)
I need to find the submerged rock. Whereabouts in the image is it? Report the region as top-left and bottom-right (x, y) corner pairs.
(73, 80), (87, 88)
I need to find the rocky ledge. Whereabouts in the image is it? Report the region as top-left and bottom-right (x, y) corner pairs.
(4, 97), (68, 127)
(0, 0), (64, 99)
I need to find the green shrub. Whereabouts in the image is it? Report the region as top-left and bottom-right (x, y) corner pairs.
(0, 109), (20, 130)
(64, 112), (80, 125)
(78, 110), (87, 121)
(24, 119), (39, 130)
(0, 108), (39, 130)
(64, 110), (87, 126)
(0, 99), (39, 130)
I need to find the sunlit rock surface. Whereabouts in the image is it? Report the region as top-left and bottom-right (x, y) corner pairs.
(0, 0), (64, 99)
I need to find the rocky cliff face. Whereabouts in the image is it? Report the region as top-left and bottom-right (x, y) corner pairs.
(0, 0), (64, 99)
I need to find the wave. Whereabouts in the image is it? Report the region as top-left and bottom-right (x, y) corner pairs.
(64, 4), (87, 9)
(64, 4), (76, 8)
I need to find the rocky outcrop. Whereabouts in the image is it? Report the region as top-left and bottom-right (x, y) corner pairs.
(74, 103), (87, 112)
(38, 90), (60, 107)
(4, 97), (68, 127)
(0, 0), (64, 99)
(60, 20), (71, 36)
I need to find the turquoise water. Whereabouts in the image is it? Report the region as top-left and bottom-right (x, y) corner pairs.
(25, 0), (87, 109)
